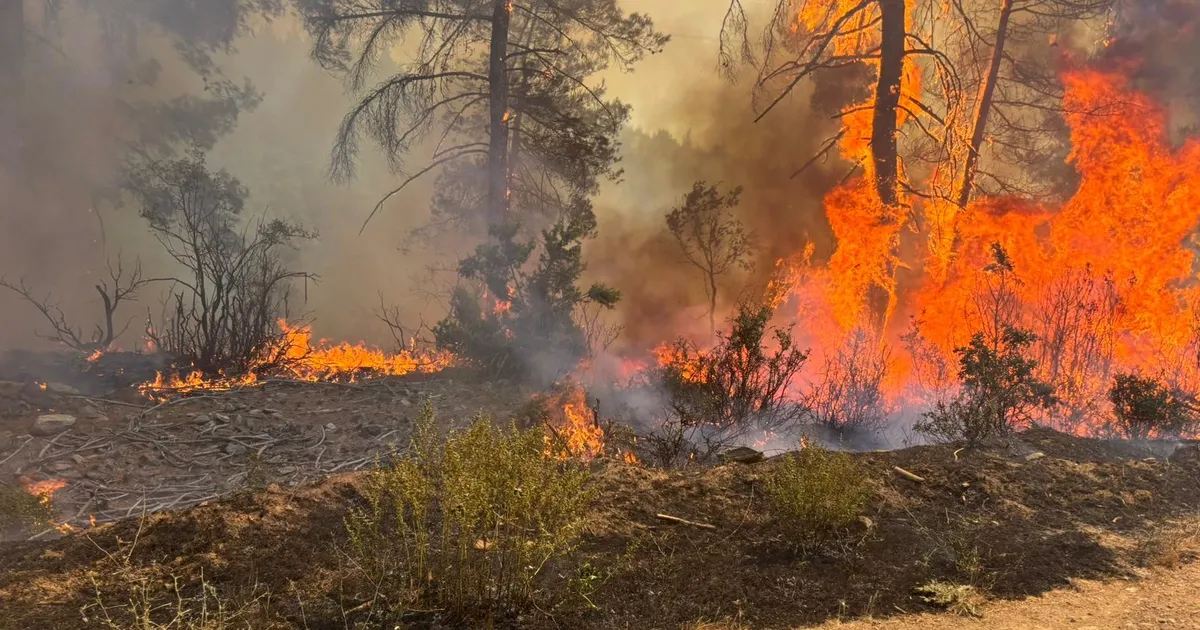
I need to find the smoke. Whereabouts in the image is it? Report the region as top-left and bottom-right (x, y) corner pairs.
(0, 4), (457, 352)
(586, 69), (846, 352)
(1105, 0), (1200, 139)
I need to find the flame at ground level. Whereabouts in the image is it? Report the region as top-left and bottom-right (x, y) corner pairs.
(773, 66), (1200, 438)
(588, 66), (1200, 443)
(139, 320), (456, 399)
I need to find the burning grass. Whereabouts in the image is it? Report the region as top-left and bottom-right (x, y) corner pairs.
(138, 319), (456, 400)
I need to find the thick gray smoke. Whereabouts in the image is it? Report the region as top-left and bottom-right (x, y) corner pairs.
(0, 5), (454, 351)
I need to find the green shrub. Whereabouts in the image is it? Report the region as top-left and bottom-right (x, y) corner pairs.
(915, 326), (1057, 444)
(644, 303), (808, 466)
(346, 402), (593, 616)
(1108, 372), (1197, 439)
(0, 482), (55, 536)
(434, 206), (620, 382)
(764, 442), (871, 537)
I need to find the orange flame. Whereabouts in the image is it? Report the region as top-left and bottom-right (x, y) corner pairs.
(759, 65), (1200, 438)
(139, 319), (456, 399)
(85, 349), (104, 363)
(544, 385), (605, 462)
(23, 478), (67, 503)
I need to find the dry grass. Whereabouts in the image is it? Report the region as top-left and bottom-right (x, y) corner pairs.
(80, 572), (273, 630)
(1138, 519), (1200, 569)
(915, 581), (986, 617)
(0, 481), (55, 537)
(683, 616), (751, 630)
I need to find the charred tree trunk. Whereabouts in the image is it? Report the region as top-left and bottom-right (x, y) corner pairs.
(865, 0), (906, 327)
(871, 0), (905, 207)
(956, 0), (1014, 208)
(487, 0), (512, 224)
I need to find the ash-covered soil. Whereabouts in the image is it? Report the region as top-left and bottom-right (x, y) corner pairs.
(1, 368), (1198, 630)
(0, 353), (531, 532)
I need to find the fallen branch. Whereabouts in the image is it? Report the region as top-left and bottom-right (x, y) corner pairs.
(655, 513), (717, 530)
(892, 466), (925, 483)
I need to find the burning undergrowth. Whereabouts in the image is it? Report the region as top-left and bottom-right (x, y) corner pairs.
(572, 62), (1200, 453)
(137, 318), (456, 401)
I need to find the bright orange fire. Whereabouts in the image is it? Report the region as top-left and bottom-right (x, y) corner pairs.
(544, 385), (605, 462)
(757, 64), (1200, 437)
(22, 478), (66, 503)
(139, 319), (456, 399)
(85, 349), (103, 363)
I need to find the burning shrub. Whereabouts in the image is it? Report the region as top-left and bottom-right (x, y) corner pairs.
(1107, 372), (1197, 440)
(801, 328), (893, 441)
(915, 326), (1057, 444)
(435, 202), (620, 382)
(346, 402), (592, 616)
(0, 481), (55, 537)
(765, 441), (871, 538)
(641, 303), (808, 466)
(128, 148), (315, 374)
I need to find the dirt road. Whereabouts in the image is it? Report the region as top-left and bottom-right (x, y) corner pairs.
(821, 564), (1200, 630)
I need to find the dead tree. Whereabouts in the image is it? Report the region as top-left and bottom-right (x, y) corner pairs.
(129, 149), (316, 372)
(0, 256), (159, 352)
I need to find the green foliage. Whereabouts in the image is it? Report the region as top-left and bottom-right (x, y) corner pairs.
(346, 402), (593, 615)
(0, 482), (54, 536)
(435, 202), (620, 381)
(915, 326), (1058, 444)
(660, 304), (808, 432)
(1108, 372), (1197, 439)
(765, 442), (871, 537)
(665, 182), (756, 334)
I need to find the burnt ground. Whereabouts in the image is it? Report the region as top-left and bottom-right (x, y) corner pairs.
(1, 354), (1200, 629)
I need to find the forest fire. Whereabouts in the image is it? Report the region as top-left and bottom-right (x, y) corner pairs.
(139, 319), (456, 400)
(544, 385), (605, 462)
(752, 64), (1200, 438)
(22, 478), (66, 504)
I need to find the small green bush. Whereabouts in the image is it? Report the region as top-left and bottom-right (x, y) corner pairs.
(765, 442), (871, 537)
(346, 402), (593, 616)
(915, 326), (1057, 444)
(0, 482), (55, 536)
(1108, 372), (1197, 439)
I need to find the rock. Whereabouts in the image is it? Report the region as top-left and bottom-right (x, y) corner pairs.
(192, 413), (213, 424)
(80, 405), (106, 420)
(45, 382), (81, 396)
(224, 442), (247, 456)
(213, 413), (231, 423)
(278, 465), (297, 475)
(1024, 451), (1046, 462)
(1169, 444), (1199, 465)
(31, 413), (77, 436)
(324, 422), (337, 432)
(400, 398), (413, 407)
(857, 515), (875, 530)
(720, 446), (764, 464)
(51, 461), (73, 472)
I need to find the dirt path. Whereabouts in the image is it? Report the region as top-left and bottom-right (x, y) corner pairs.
(820, 564), (1200, 630)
